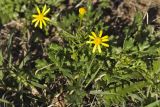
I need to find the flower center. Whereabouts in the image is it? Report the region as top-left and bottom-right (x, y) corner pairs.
(79, 8), (86, 15)
(37, 14), (44, 21)
(94, 37), (102, 45)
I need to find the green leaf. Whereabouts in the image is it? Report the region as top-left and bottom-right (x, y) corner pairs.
(0, 70), (3, 80)
(118, 81), (147, 95)
(145, 100), (160, 107)
(152, 60), (160, 73)
(59, 68), (73, 79)
(30, 81), (46, 89)
(133, 12), (143, 30)
(123, 38), (134, 50)
(0, 50), (2, 65)
(0, 98), (14, 106)
(71, 53), (78, 61)
(138, 41), (150, 51)
(49, 43), (63, 52)
(85, 65), (102, 88)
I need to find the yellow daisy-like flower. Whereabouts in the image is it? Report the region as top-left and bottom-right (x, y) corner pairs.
(32, 5), (50, 29)
(79, 7), (86, 16)
(86, 30), (109, 53)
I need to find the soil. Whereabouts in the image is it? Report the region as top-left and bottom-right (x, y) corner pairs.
(112, 0), (160, 21)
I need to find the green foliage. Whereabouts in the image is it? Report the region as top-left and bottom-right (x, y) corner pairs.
(0, 0), (26, 24)
(0, 0), (160, 106)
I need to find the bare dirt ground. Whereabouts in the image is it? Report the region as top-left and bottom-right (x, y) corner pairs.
(114, 0), (160, 23)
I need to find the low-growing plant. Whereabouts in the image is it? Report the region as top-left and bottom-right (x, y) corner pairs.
(0, 0), (160, 107)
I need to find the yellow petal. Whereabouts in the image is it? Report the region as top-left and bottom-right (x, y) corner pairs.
(102, 35), (109, 40)
(92, 45), (97, 53)
(79, 7), (86, 15)
(36, 6), (41, 14)
(35, 20), (39, 27)
(32, 15), (38, 17)
(91, 32), (97, 37)
(42, 5), (47, 14)
(43, 8), (50, 15)
(102, 39), (109, 42)
(99, 30), (103, 37)
(86, 41), (94, 44)
(40, 21), (43, 29)
(42, 20), (46, 27)
(101, 43), (109, 47)
(89, 35), (95, 39)
(32, 19), (37, 23)
(43, 17), (50, 21)
(98, 45), (102, 53)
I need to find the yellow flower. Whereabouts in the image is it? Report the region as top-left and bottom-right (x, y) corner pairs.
(32, 5), (50, 29)
(86, 30), (109, 53)
(79, 7), (86, 16)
